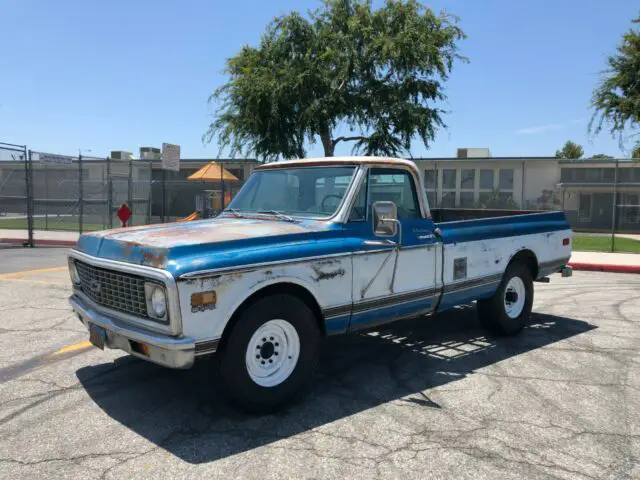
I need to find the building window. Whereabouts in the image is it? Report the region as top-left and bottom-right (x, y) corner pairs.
(480, 169), (494, 190)
(560, 168), (572, 182)
(460, 169), (475, 190)
(498, 192), (513, 203)
(498, 169), (514, 190)
(426, 190), (437, 208)
(621, 194), (640, 224)
(602, 168), (614, 181)
(442, 169), (456, 189)
(424, 169), (438, 190)
(460, 191), (475, 207)
(585, 169), (600, 182)
(441, 191), (456, 207)
(478, 191), (493, 207)
(574, 169), (587, 181)
(579, 194), (592, 222)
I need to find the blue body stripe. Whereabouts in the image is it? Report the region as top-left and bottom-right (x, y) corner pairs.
(436, 281), (500, 312)
(325, 279), (503, 333)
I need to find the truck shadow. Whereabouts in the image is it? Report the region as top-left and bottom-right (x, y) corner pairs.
(76, 307), (595, 464)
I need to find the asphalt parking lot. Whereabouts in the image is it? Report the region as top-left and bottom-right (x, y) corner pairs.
(0, 247), (639, 479)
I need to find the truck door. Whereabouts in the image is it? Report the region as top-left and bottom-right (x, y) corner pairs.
(348, 167), (440, 331)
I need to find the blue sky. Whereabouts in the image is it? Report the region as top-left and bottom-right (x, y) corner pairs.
(1, 0), (638, 159)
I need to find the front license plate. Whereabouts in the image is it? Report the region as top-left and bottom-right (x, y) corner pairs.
(89, 323), (106, 350)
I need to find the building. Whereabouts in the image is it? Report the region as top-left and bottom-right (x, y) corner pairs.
(413, 152), (640, 233)
(558, 159), (640, 232)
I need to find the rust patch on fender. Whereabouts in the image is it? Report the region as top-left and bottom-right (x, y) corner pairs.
(141, 249), (168, 269)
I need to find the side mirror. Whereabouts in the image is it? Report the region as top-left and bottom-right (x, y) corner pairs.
(372, 201), (398, 238)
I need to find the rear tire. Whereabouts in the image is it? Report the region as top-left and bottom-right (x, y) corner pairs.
(216, 294), (320, 413)
(477, 262), (534, 336)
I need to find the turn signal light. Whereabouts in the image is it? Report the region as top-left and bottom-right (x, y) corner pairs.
(563, 238), (570, 246)
(191, 291), (217, 312)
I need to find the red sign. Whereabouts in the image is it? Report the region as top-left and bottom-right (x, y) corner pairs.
(117, 203), (132, 227)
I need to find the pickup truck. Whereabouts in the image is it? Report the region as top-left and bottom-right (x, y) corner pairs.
(68, 157), (573, 412)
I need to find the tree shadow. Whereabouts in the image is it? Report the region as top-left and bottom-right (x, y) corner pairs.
(76, 306), (596, 464)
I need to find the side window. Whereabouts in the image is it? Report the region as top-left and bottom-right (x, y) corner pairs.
(349, 173), (368, 221)
(369, 168), (421, 219)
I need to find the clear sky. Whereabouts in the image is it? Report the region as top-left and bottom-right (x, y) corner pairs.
(1, 0), (638, 159)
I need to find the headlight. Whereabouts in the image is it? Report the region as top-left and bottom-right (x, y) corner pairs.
(68, 260), (81, 285)
(145, 283), (167, 320)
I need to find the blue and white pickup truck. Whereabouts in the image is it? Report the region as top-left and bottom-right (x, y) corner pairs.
(68, 157), (572, 411)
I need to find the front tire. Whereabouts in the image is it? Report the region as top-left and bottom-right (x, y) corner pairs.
(477, 262), (534, 336)
(216, 294), (320, 413)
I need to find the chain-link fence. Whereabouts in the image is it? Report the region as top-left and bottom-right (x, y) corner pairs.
(0, 142), (32, 246)
(0, 141), (246, 246)
(3, 142), (638, 250)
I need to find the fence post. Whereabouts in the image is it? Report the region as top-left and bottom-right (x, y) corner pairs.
(611, 159), (618, 253)
(147, 159), (152, 224)
(128, 156), (133, 224)
(106, 156), (113, 229)
(44, 161), (49, 230)
(25, 149), (34, 247)
(162, 169), (167, 222)
(78, 153), (84, 235)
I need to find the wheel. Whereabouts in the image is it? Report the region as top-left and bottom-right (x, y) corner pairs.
(477, 262), (534, 336)
(215, 294), (320, 413)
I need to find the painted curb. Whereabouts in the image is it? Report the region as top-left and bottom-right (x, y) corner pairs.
(568, 262), (640, 274)
(0, 238), (77, 247)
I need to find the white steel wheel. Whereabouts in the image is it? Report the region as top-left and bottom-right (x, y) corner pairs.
(245, 319), (301, 388)
(504, 276), (526, 319)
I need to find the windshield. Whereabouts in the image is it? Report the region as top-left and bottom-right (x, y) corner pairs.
(227, 166), (356, 218)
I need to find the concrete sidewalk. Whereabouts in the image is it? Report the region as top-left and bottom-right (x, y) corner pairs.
(0, 229), (79, 247)
(569, 251), (640, 274)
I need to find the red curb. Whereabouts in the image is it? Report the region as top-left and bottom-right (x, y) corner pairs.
(0, 238), (77, 247)
(568, 262), (640, 274)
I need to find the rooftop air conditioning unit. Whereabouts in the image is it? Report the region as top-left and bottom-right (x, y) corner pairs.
(110, 151), (134, 161)
(457, 148), (491, 158)
(139, 147), (161, 160)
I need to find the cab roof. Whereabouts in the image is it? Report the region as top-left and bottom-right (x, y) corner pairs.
(255, 156), (418, 171)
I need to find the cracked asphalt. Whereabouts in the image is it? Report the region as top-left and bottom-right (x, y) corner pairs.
(0, 247), (639, 479)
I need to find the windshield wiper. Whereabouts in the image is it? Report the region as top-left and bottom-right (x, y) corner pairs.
(222, 208), (245, 218)
(257, 210), (295, 222)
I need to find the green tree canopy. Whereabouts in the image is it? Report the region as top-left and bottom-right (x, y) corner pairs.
(590, 153), (614, 159)
(555, 140), (584, 159)
(632, 142), (640, 159)
(205, 0), (466, 160)
(590, 15), (640, 142)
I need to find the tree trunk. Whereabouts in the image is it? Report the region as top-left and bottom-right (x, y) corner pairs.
(320, 129), (334, 157)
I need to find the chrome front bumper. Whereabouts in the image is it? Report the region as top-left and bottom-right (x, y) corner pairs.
(69, 294), (196, 369)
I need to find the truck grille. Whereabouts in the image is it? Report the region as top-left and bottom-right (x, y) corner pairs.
(74, 261), (149, 318)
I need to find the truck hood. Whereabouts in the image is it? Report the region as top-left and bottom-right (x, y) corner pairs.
(74, 217), (343, 276)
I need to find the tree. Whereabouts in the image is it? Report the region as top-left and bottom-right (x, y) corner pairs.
(590, 153), (614, 159)
(632, 142), (640, 159)
(555, 141), (584, 159)
(205, 0), (466, 160)
(589, 15), (640, 143)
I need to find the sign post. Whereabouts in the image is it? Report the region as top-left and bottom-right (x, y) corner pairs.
(161, 143), (180, 223)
